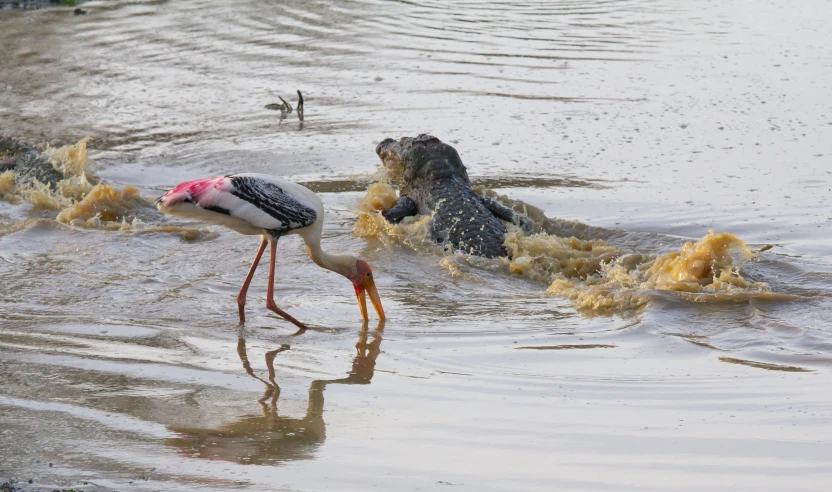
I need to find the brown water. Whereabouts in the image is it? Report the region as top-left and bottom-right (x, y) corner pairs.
(2, 1), (832, 490)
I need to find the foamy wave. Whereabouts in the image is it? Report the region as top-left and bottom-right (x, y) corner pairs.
(353, 180), (786, 311)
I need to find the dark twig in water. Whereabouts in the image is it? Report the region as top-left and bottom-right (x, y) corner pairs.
(277, 96), (293, 114)
(265, 97), (292, 117)
(265, 91), (304, 123)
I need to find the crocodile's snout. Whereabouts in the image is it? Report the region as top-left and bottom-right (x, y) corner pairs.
(375, 138), (397, 158)
(376, 134), (441, 165)
(375, 138), (404, 169)
(375, 137), (409, 183)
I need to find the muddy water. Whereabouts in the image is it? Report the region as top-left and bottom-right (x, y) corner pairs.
(1, 0), (832, 490)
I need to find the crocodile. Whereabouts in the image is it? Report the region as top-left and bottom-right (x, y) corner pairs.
(0, 136), (63, 188)
(375, 134), (532, 258)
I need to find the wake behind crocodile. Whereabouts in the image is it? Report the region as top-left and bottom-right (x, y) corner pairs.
(354, 180), (792, 312)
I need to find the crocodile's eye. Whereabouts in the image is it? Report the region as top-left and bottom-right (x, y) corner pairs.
(436, 237), (444, 243)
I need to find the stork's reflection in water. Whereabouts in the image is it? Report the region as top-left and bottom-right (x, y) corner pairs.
(165, 321), (384, 465)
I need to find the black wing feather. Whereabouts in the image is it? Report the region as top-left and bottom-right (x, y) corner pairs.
(229, 175), (317, 233)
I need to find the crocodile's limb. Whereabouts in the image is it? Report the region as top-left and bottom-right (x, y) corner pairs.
(480, 195), (535, 234)
(382, 196), (418, 224)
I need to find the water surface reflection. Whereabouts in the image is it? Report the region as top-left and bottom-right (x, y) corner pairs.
(1, 0), (831, 489)
(165, 322), (384, 465)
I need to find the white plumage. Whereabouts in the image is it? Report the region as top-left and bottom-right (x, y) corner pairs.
(157, 173), (322, 236)
(156, 172), (384, 329)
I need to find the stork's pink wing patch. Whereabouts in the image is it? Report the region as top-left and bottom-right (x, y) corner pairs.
(161, 176), (230, 206)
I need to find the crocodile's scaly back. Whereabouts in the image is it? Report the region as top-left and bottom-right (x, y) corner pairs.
(376, 134), (507, 257)
(422, 180), (506, 257)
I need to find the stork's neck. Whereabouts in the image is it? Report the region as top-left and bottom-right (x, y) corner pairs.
(301, 232), (357, 279)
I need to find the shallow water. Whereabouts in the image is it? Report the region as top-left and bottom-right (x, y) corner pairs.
(1, 0), (832, 490)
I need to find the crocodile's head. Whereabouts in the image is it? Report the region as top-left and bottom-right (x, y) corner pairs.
(375, 134), (471, 188)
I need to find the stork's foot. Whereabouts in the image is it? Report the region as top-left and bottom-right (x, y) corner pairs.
(265, 299), (309, 332)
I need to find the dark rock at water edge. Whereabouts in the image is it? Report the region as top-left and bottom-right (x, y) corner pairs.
(1, 0), (88, 10)
(0, 480), (23, 492)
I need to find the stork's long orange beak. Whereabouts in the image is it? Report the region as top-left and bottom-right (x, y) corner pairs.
(355, 281), (385, 321)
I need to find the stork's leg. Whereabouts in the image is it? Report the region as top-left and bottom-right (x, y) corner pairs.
(265, 237), (309, 331)
(237, 236), (269, 324)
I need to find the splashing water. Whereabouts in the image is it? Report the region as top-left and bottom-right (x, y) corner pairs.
(57, 184), (148, 225)
(0, 170), (16, 200)
(543, 231), (786, 311)
(0, 138), (213, 240)
(44, 136), (94, 179)
(354, 182), (786, 311)
(354, 182), (441, 253)
(0, 138), (94, 209)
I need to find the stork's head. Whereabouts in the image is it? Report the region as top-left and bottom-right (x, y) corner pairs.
(375, 134), (471, 188)
(349, 259), (385, 322)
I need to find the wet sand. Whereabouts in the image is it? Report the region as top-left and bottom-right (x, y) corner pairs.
(1, 0), (831, 490)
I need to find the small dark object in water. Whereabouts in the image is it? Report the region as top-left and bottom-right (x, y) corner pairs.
(73, 7), (86, 14)
(376, 134), (534, 258)
(277, 95), (292, 114)
(265, 90), (304, 121)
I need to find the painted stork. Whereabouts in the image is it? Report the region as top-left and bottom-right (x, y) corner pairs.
(156, 173), (385, 329)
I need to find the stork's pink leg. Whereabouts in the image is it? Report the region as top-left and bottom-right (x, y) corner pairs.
(237, 236), (268, 323)
(265, 237), (309, 331)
